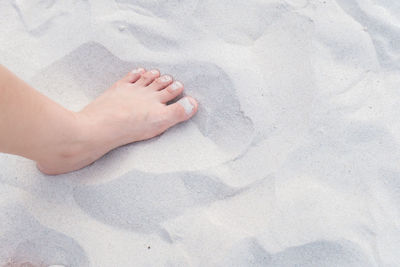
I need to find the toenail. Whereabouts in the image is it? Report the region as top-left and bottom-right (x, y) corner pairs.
(171, 81), (183, 91)
(150, 69), (159, 75)
(131, 68), (144, 74)
(160, 75), (172, 82)
(178, 97), (194, 115)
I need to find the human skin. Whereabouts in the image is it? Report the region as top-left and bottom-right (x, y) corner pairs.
(0, 65), (198, 175)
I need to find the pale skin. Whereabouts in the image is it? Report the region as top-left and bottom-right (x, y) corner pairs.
(0, 64), (198, 175)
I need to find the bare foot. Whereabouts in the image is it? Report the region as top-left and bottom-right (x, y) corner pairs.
(37, 68), (198, 175)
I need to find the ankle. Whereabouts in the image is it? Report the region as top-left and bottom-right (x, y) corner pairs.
(36, 111), (95, 174)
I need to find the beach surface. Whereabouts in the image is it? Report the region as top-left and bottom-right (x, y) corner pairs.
(1, 0), (400, 266)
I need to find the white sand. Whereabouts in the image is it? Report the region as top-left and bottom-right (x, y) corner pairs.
(1, 0), (400, 266)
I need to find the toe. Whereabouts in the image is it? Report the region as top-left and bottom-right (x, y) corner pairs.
(163, 96), (198, 127)
(148, 74), (173, 91)
(158, 81), (184, 103)
(121, 68), (145, 83)
(135, 69), (160, 86)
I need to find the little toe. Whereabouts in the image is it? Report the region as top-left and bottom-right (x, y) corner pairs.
(163, 96), (198, 128)
(158, 81), (184, 103)
(135, 69), (160, 86)
(121, 68), (145, 83)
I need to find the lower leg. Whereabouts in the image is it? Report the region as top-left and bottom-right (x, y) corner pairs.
(0, 64), (83, 166)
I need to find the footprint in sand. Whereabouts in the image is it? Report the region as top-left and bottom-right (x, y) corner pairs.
(217, 238), (271, 266)
(193, 0), (292, 45)
(11, 0), (89, 36)
(73, 169), (238, 235)
(219, 239), (373, 267)
(0, 203), (88, 267)
(266, 240), (373, 267)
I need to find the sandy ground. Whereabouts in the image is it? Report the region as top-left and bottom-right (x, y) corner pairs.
(1, 0), (400, 266)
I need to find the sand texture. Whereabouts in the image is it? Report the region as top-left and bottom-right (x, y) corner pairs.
(1, 0), (400, 266)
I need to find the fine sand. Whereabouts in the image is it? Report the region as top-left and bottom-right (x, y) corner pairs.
(1, 0), (400, 266)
